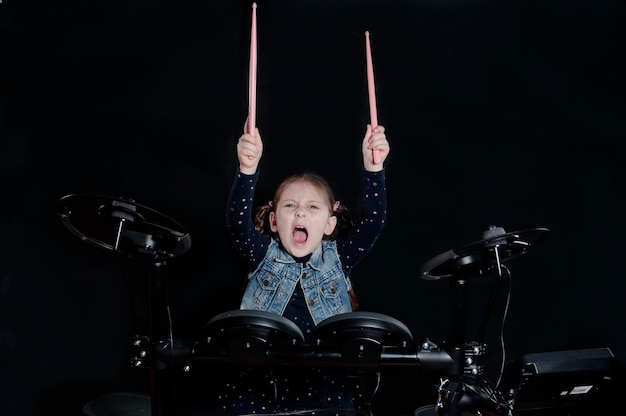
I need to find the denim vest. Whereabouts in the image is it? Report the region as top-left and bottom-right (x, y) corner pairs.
(240, 239), (352, 325)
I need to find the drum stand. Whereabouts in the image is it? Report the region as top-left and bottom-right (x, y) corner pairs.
(420, 225), (549, 416)
(58, 194), (192, 416)
(432, 274), (489, 416)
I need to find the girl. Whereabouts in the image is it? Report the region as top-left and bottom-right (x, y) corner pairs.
(220, 120), (390, 416)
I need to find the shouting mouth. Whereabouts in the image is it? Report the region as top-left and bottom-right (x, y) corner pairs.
(293, 226), (308, 245)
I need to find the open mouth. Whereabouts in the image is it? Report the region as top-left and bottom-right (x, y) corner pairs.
(293, 226), (308, 244)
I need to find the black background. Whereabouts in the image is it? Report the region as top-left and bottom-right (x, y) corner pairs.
(1, 0), (625, 415)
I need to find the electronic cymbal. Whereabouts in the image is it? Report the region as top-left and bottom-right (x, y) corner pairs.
(420, 226), (549, 280)
(58, 194), (191, 259)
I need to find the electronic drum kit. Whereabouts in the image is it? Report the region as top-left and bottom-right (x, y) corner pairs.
(58, 194), (550, 416)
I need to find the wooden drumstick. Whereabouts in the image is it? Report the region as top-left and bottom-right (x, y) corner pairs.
(248, 3), (258, 136)
(365, 31), (380, 164)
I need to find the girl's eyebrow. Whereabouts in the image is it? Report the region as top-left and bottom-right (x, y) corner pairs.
(280, 199), (324, 205)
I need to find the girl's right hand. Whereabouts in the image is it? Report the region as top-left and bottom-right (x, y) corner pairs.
(238, 118), (263, 175)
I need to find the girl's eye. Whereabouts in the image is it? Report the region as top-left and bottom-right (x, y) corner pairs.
(309, 205), (319, 210)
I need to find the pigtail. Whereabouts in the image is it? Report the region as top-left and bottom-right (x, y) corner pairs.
(254, 204), (275, 235)
(325, 202), (353, 241)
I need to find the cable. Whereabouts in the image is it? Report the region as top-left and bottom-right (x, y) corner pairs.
(165, 302), (180, 414)
(478, 245), (504, 344)
(368, 370), (382, 405)
(476, 256), (513, 392)
(494, 265), (511, 391)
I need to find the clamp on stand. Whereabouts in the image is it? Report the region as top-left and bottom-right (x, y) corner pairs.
(420, 225), (549, 416)
(58, 194), (192, 416)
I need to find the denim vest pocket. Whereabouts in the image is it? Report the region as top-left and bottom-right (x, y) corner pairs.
(250, 272), (280, 307)
(317, 269), (347, 314)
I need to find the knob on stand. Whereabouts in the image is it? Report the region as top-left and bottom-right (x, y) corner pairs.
(419, 226), (549, 416)
(58, 194), (192, 416)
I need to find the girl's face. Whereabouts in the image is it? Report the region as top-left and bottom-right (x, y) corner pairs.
(269, 179), (337, 258)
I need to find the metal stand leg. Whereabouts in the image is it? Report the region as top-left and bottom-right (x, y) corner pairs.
(146, 259), (173, 416)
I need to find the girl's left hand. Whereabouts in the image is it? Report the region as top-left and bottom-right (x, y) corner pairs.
(362, 124), (390, 172)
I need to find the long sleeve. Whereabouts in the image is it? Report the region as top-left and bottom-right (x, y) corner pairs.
(225, 169), (271, 271)
(337, 169), (387, 275)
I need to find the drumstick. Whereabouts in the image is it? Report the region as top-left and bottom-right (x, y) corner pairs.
(365, 31), (380, 164)
(248, 2), (257, 136)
